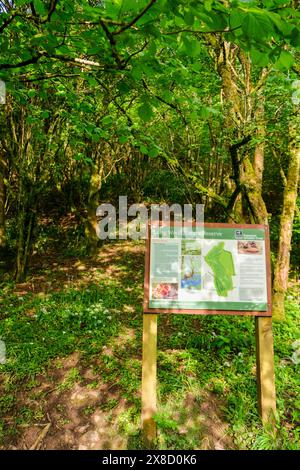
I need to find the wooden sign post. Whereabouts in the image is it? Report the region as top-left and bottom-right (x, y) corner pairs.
(142, 222), (276, 445)
(141, 313), (158, 446)
(255, 316), (276, 424)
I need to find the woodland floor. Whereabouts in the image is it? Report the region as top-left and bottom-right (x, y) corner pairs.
(0, 226), (299, 450)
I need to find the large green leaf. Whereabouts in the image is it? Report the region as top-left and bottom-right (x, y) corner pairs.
(183, 37), (201, 58)
(138, 102), (154, 121)
(276, 50), (294, 69)
(15, 0), (29, 6)
(242, 11), (274, 40)
(33, 0), (47, 16)
(250, 49), (270, 67)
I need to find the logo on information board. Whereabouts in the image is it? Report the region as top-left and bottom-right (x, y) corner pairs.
(235, 230), (244, 239)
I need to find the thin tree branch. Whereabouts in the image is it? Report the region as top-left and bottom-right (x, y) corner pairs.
(0, 10), (18, 34)
(162, 26), (242, 36)
(66, 18), (128, 27)
(50, 54), (106, 69)
(124, 41), (149, 66)
(192, 178), (240, 222)
(99, 19), (124, 68)
(142, 78), (187, 125)
(41, 0), (59, 24)
(20, 73), (81, 82)
(253, 68), (270, 93)
(95, 78), (134, 126)
(226, 185), (242, 213)
(0, 52), (109, 71)
(112, 0), (157, 36)
(0, 52), (45, 69)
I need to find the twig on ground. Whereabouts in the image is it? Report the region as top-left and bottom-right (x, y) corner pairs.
(30, 422), (51, 450)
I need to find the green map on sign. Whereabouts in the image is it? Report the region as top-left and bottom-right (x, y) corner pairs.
(205, 242), (235, 297)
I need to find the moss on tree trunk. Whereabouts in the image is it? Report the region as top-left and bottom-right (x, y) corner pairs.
(273, 117), (300, 321)
(0, 154), (7, 248)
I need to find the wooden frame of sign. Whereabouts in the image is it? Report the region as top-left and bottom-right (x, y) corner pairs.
(141, 222), (276, 446)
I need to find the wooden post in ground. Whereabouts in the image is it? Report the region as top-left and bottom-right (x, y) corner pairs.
(142, 313), (158, 447)
(255, 316), (276, 425)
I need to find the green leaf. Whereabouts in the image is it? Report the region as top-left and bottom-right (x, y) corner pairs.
(142, 24), (161, 38)
(26, 116), (38, 124)
(131, 65), (143, 81)
(189, 111), (198, 122)
(121, 0), (141, 13)
(33, 0), (47, 16)
(84, 157), (94, 165)
(184, 10), (194, 26)
(291, 27), (300, 48)
(276, 50), (294, 69)
(204, 0), (212, 12)
(148, 147), (159, 158)
(91, 133), (101, 143)
(119, 135), (129, 144)
(230, 9), (243, 30)
(161, 90), (173, 102)
(140, 144), (148, 155)
(101, 115), (113, 126)
(138, 102), (154, 121)
(87, 77), (98, 87)
(141, 63), (155, 78)
(117, 80), (131, 94)
(27, 89), (36, 98)
(15, 0), (29, 5)
(242, 11), (273, 40)
(250, 49), (270, 67)
(98, 130), (109, 140)
(183, 38), (201, 58)
(198, 107), (211, 119)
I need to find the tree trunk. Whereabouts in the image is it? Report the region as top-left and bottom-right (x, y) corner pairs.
(16, 210), (36, 282)
(272, 117), (300, 320)
(85, 172), (102, 255)
(241, 156), (268, 225)
(15, 184), (36, 282)
(0, 154), (7, 248)
(253, 96), (265, 193)
(214, 42), (276, 423)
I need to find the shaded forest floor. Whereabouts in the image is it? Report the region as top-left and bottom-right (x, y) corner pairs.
(0, 229), (299, 450)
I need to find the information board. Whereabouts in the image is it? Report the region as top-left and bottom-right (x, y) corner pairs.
(144, 222), (271, 316)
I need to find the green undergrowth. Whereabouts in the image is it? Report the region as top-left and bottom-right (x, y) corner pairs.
(0, 243), (299, 450)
